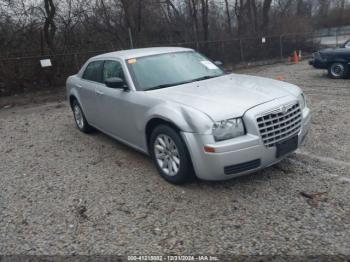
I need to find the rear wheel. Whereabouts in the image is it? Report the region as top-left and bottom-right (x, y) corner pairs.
(328, 62), (348, 79)
(150, 125), (195, 184)
(72, 100), (94, 133)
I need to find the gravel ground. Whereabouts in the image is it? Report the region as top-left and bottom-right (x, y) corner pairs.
(1, 61), (350, 256)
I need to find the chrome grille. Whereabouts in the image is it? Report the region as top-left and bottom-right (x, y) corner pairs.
(257, 103), (302, 147)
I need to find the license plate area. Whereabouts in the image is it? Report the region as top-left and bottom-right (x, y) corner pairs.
(276, 136), (298, 158)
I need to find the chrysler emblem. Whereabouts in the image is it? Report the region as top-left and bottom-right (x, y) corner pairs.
(279, 106), (288, 114)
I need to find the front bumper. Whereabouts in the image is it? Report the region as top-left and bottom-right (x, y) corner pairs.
(311, 59), (328, 69)
(182, 98), (311, 181)
(309, 54), (328, 69)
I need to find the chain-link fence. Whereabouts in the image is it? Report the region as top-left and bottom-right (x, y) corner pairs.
(1, 31), (349, 96)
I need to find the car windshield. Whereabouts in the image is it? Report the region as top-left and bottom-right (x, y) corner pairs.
(126, 51), (224, 91)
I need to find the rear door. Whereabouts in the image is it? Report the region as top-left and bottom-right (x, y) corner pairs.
(79, 60), (104, 126)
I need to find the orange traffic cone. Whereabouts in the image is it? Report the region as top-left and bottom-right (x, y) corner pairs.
(293, 51), (299, 64)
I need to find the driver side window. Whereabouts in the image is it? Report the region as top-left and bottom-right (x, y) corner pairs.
(103, 60), (125, 83)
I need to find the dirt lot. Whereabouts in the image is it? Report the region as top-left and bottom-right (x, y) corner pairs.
(1, 61), (350, 256)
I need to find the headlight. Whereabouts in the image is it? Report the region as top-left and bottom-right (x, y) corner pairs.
(212, 118), (245, 142)
(298, 93), (307, 110)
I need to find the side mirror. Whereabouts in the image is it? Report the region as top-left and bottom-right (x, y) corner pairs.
(105, 77), (128, 90)
(214, 61), (223, 66)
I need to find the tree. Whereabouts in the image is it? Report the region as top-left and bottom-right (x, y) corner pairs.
(318, 0), (330, 16)
(188, 0), (200, 43)
(200, 0), (209, 41)
(43, 0), (56, 51)
(261, 0), (273, 33)
(224, 0), (233, 34)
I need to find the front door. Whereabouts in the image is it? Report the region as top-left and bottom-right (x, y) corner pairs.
(96, 60), (137, 144)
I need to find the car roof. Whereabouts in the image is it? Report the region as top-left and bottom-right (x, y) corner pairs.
(93, 47), (194, 60)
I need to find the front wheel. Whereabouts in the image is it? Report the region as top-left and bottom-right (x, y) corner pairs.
(328, 62), (348, 79)
(150, 125), (195, 184)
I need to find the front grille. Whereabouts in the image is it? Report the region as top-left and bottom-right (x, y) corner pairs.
(224, 159), (261, 175)
(257, 103), (302, 147)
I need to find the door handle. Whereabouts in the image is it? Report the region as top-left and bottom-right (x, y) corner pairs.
(95, 90), (104, 95)
(75, 84), (82, 88)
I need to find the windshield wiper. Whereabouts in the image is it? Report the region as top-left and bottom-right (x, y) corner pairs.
(187, 75), (220, 83)
(145, 75), (221, 91)
(145, 81), (188, 91)
(145, 84), (174, 91)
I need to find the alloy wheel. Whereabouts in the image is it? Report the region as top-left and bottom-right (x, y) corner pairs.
(154, 134), (181, 176)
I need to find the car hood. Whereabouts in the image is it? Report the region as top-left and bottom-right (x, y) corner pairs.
(320, 48), (350, 54)
(147, 74), (300, 121)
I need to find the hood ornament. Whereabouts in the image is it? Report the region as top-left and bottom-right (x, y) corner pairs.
(280, 106), (288, 114)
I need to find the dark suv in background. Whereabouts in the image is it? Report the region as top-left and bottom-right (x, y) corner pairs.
(310, 40), (350, 79)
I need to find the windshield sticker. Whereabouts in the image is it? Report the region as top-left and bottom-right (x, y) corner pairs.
(128, 58), (137, 64)
(201, 60), (219, 70)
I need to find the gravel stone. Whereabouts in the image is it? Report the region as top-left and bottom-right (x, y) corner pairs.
(0, 61), (349, 255)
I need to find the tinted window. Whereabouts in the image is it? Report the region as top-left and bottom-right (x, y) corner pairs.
(103, 60), (125, 82)
(82, 61), (103, 83)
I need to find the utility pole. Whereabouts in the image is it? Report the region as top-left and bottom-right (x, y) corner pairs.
(128, 28), (134, 49)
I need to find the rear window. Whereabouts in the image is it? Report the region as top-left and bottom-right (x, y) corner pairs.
(82, 61), (103, 83)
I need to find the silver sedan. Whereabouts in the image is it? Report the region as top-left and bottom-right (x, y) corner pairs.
(66, 47), (311, 184)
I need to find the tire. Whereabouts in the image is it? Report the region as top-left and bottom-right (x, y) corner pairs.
(150, 125), (195, 184)
(328, 62), (348, 79)
(71, 100), (94, 133)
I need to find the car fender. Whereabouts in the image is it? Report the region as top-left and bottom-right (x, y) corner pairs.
(144, 102), (214, 135)
(329, 58), (349, 64)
